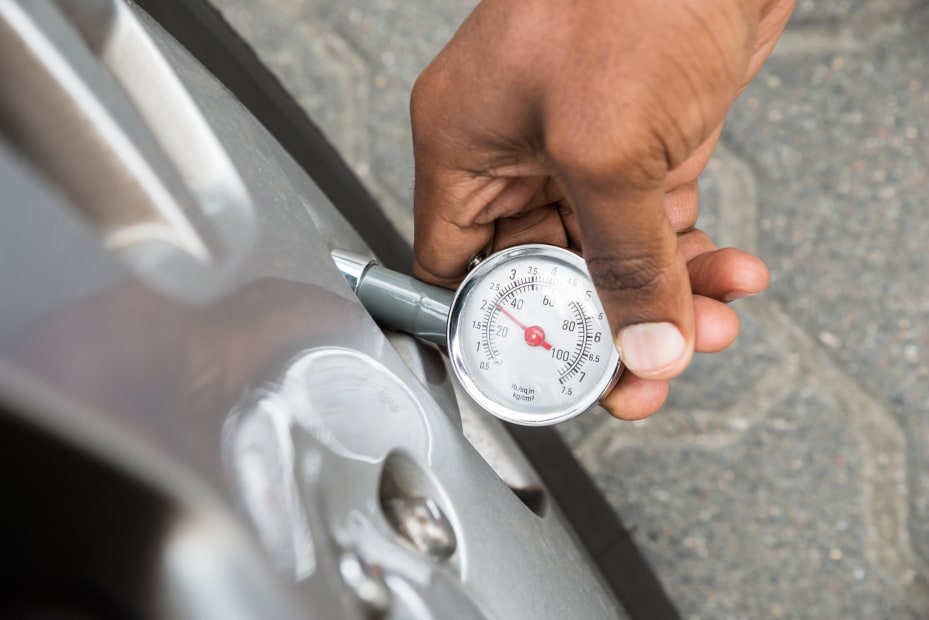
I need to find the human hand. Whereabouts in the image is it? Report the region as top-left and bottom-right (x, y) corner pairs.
(411, 0), (794, 419)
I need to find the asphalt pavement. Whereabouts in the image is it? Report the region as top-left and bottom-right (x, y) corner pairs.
(210, 0), (929, 617)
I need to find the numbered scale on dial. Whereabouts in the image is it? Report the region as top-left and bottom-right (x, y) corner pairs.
(447, 244), (622, 425)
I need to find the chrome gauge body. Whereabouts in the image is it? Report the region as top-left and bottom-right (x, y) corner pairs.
(447, 245), (622, 425)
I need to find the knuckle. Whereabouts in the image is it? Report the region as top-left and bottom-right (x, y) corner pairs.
(409, 73), (434, 133)
(587, 252), (667, 295)
(546, 121), (667, 192)
(410, 71), (433, 113)
(412, 254), (462, 288)
(409, 64), (449, 136)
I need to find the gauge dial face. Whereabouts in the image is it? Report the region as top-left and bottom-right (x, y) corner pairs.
(447, 245), (621, 425)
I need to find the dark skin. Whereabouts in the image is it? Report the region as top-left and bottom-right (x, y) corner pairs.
(412, 0), (796, 419)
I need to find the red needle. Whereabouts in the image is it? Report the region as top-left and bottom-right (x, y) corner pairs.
(495, 304), (553, 350)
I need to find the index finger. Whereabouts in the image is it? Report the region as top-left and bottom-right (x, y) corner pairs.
(412, 168), (496, 288)
(413, 169), (553, 287)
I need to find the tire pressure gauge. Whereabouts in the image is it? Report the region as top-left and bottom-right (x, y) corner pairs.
(333, 244), (622, 426)
(447, 245), (621, 425)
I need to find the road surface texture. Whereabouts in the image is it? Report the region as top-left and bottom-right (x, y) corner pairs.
(209, 0), (929, 617)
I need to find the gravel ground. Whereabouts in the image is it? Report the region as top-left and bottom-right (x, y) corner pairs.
(209, 0), (929, 616)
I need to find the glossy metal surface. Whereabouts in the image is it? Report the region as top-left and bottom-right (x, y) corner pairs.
(382, 497), (458, 562)
(0, 1), (622, 618)
(332, 249), (376, 292)
(335, 249), (454, 346)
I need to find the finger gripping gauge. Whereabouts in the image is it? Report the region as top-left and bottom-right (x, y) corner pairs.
(332, 245), (622, 426)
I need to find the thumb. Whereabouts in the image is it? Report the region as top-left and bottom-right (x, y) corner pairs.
(573, 181), (695, 380)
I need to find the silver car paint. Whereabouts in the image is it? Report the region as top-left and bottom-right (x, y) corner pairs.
(0, 1), (622, 618)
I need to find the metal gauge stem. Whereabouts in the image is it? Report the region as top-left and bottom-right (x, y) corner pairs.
(333, 245), (622, 426)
